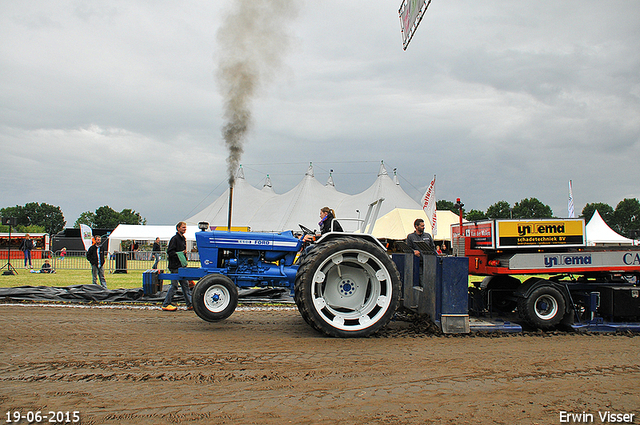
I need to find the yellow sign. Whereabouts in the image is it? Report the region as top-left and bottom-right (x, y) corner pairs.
(496, 219), (585, 248)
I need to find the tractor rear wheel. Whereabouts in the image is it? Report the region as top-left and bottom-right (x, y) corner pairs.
(192, 274), (238, 322)
(294, 236), (401, 337)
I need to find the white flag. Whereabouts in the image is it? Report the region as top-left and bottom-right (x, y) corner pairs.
(421, 175), (437, 236)
(80, 224), (93, 251)
(568, 180), (575, 218)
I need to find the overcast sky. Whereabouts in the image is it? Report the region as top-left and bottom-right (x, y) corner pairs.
(2, 0), (639, 227)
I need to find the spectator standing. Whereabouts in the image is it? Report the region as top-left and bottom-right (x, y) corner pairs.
(151, 237), (161, 269)
(162, 222), (193, 311)
(86, 235), (107, 289)
(406, 218), (436, 287)
(406, 218), (436, 257)
(20, 234), (34, 269)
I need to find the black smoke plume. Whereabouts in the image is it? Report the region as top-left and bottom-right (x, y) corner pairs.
(217, 0), (298, 187)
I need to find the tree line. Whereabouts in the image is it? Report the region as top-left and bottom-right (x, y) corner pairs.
(0, 204), (146, 236)
(2, 197), (638, 238)
(437, 197), (640, 238)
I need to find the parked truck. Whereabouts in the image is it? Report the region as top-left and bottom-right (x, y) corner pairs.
(451, 218), (640, 331)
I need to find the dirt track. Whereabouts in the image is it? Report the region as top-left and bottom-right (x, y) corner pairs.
(1, 303), (639, 425)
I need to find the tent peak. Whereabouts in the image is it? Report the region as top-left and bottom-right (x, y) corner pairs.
(263, 174), (272, 188)
(305, 162), (314, 177)
(326, 171), (335, 188)
(378, 161), (388, 177)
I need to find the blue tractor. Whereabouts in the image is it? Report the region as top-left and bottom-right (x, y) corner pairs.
(150, 221), (402, 337)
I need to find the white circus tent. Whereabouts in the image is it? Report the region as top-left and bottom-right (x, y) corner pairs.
(371, 208), (464, 242)
(107, 224), (201, 253)
(185, 167), (277, 229)
(335, 163), (422, 232)
(107, 163), (437, 252)
(184, 162), (423, 234)
(247, 164), (349, 232)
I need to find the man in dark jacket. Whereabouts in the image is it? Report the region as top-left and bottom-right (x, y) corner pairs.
(86, 235), (107, 289)
(406, 218), (436, 256)
(151, 237), (161, 269)
(162, 222), (193, 311)
(20, 234), (34, 269)
(406, 218), (436, 287)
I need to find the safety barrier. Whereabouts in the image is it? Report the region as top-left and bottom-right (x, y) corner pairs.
(45, 250), (200, 272)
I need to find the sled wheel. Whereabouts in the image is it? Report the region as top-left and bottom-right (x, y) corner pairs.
(480, 275), (520, 313)
(295, 236), (401, 337)
(192, 274), (238, 322)
(518, 285), (566, 330)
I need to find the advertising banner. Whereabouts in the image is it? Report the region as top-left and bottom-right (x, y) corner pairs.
(496, 219), (585, 248)
(399, 0), (431, 50)
(80, 224), (93, 251)
(452, 221), (494, 249)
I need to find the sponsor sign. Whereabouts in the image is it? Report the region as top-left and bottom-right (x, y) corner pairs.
(80, 224), (93, 251)
(399, 0), (431, 50)
(452, 221), (494, 249)
(508, 250), (640, 270)
(496, 219), (585, 248)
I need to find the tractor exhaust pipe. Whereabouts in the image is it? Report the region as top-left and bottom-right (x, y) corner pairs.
(227, 185), (234, 231)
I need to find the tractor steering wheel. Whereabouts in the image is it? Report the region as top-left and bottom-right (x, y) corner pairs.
(299, 224), (314, 236)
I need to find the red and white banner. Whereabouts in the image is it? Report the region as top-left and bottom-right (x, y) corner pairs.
(421, 175), (437, 236)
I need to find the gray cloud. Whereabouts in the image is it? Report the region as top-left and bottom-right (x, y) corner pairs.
(1, 0), (638, 226)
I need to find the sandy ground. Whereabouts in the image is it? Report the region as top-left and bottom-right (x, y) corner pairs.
(1, 303), (639, 425)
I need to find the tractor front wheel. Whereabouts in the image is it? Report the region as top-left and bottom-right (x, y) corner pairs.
(192, 274), (238, 322)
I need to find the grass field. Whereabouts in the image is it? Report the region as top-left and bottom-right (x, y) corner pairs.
(0, 268), (145, 289)
(0, 257), (530, 291)
(0, 256), (205, 290)
(0, 267), (497, 290)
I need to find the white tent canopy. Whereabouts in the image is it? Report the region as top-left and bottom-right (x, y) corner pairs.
(586, 210), (634, 246)
(247, 164), (349, 232)
(107, 224), (201, 253)
(185, 162), (424, 234)
(371, 208), (464, 241)
(111, 163), (443, 251)
(336, 163), (422, 231)
(185, 167), (277, 229)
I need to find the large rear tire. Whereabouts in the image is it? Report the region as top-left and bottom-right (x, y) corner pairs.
(192, 274), (238, 322)
(518, 285), (566, 330)
(294, 237), (401, 337)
